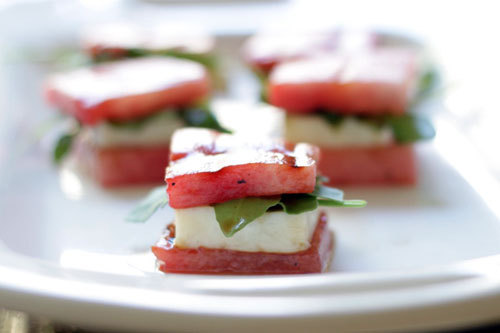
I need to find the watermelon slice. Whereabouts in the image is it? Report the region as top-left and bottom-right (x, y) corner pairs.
(269, 49), (417, 115)
(152, 212), (333, 274)
(243, 32), (338, 75)
(76, 139), (170, 187)
(243, 30), (377, 75)
(82, 23), (214, 62)
(165, 128), (318, 209)
(45, 57), (210, 125)
(318, 145), (416, 185)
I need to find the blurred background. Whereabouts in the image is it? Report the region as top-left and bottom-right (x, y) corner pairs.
(1, 0), (499, 176)
(1, 0), (500, 332)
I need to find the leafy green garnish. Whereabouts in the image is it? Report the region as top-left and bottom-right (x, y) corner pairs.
(313, 66), (439, 144)
(125, 48), (149, 58)
(311, 182), (344, 201)
(93, 52), (117, 63)
(312, 183), (366, 208)
(178, 108), (232, 133)
(53, 121), (81, 164)
(212, 179), (365, 237)
(126, 179), (365, 237)
(317, 112), (435, 144)
(413, 67), (441, 105)
(107, 110), (167, 130)
(126, 187), (169, 222)
(254, 71), (270, 102)
(53, 133), (75, 163)
(318, 199), (367, 207)
(125, 48), (217, 70)
(384, 113), (435, 143)
(419, 68), (439, 96)
(317, 111), (344, 126)
(277, 194), (318, 214)
(106, 107), (231, 133)
(213, 196), (281, 237)
(163, 51), (217, 71)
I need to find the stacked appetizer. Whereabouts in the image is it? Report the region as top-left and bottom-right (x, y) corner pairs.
(242, 29), (377, 100)
(45, 57), (228, 187)
(129, 128), (365, 274)
(267, 48), (435, 185)
(243, 29), (376, 76)
(81, 22), (216, 71)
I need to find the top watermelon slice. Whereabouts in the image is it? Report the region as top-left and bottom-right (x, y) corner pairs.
(82, 23), (214, 62)
(268, 48), (418, 115)
(45, 57), (210, 125)
(243, 30), (377, 75)
(166, 128), (318, 209)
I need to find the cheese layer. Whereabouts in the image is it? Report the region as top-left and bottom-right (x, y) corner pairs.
(174, 206), (320, 253)
(285, 114), (393, 147)
(88, 110), (184, 147)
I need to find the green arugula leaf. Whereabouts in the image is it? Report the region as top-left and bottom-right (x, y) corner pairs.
(384, 113), (435, 143)
(107, 110), (166, 130)
(106, 107), (231, 133)
(254, 72), (270, 102)
(125, 48), (217, 70)
(277, 194), (318, 214)
(53, 133), (75, 163)
(316, 179), (366, 207)
(126, 48), (149, 58)
(93, 52), (120, 63)
(179, 108), (232, 134)
(314, 65), (439, 145)
(126, 178), (365, 235)
(419, 68), (439, 96)
(214, 196), (281, 237)
(317, 111), (344, 126)
(53, 119), (81, 164)
(212, 180), (365, 236)
(318, 199), (367, 207)
(126, 187), (169, 223)
(412, 67), (441, 106)
(317, 112), (435, 144)
(311, 183), (366, 208)
(162, 51), (217, 70)
(310, 183), (344, 201)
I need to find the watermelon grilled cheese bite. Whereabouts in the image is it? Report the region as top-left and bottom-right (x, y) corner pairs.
(129, 128), (365, 275)
(268, 48), (435, 185)
(45, 57), (227, 187)
(81, 23), (216, 70)
(243, 29), (376, 76)
(242, 29), (377, 101)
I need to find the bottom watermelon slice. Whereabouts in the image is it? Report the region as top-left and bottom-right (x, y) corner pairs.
(152, 212), (333, 275)
(318, 144), (416, 186)
(76, 140), (170, 187)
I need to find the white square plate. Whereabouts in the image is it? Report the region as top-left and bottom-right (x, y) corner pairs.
(1, 4), (500, 332)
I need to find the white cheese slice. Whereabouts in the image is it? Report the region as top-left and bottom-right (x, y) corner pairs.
(174, 206), (320, 253)
(88, 110), (184, 147)
(285, 114), (393, 147)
